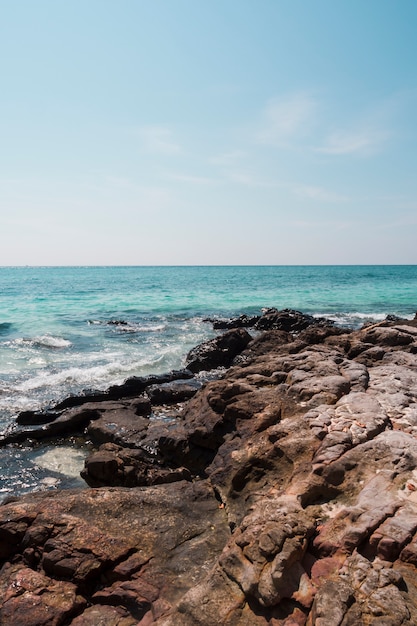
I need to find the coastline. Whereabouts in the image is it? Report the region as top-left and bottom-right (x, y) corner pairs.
(2, 309), (417, 624)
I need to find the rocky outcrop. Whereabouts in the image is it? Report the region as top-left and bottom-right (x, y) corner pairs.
(209, 308), (334, 333)
(2, 313), (417, 624)
(185, 327), (252, 373)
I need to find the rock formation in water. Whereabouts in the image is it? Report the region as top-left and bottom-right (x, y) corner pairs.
(2, 310), (417, 624)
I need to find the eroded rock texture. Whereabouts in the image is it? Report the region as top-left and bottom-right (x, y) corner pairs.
(2, 313), (417, 624)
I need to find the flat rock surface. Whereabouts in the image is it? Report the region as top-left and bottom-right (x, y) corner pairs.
(3, 315), (417, 624)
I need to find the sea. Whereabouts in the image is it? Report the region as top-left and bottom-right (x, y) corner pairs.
(0, 265), (416, 501)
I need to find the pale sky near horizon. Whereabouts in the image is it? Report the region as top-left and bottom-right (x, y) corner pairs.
(1, 0), (417, 265)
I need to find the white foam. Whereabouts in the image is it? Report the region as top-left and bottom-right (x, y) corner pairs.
(32, 447), (87, 478)
(35, 335), (72, 349)
(312, 312), (415, 328)
(15, 361), (128, 393)
(12, 335), (72, 349)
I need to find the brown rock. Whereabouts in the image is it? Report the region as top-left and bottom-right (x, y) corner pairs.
(4, 317), (417, 625)
(0, 563), (86, 625)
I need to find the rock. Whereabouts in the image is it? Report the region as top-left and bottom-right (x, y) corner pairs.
(0, 563), (86, 625)
(254, 309), (333, 333)
(210, 313), (261, 330)
(185, 328), (251, 373)
(86, 403), (150, 448)
(0, 482), (230, 625)
(147, 378), (202, 404)
(81, 443), (191, 488)
(70, 604), (137, 625)
(49, 369), (193, 412)
(0, 406), (101, 444)
(3, 314), (417, 624)
(105, 369), (194, 401)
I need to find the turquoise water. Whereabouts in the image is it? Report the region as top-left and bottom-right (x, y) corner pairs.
(1, 265), (416, 423)
(0, 265), (416, 499)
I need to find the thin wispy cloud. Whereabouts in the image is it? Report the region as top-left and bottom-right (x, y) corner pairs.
(226, 168), (278, 188)
(291, 218), (354, 231)
(291, 183), (349, 203)
(316, 127), (390, 156)
(166, 173), (217, 185)
(209, 150), (247, 167)
(139, 126), (182, 155)
(256, 93), (317, 145)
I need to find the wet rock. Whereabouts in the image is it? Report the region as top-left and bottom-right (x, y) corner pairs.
(86, 404), (150, 448)
(209, 313), (261, 330)
(147, 378), (202, 404)
(254, 308), (333, 333)
(0, 406), (101, 444)
(185, 328), (251, 373)
(82, 443), (191, 488)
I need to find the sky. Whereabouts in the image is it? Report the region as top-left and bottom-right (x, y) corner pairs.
(1, 0), (417, 266)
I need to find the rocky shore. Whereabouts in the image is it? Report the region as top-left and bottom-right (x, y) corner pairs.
(2, 308), (417, 625)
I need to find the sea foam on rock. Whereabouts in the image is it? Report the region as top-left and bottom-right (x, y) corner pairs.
(2, 310), (417, 624)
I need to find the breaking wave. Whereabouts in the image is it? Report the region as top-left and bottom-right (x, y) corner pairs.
(12, 335), (72, 350)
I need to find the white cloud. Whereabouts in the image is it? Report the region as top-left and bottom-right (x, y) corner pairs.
(225, 168), (278, 188)
(316, 127), (389, 156)
(209, 150), (247, 167)
(166, 173), (217, 185)
(256, 93), (317, 145)
(291, 218), (353, 231)
(291, 183), (348, 203)
(139, 126), (182, 155)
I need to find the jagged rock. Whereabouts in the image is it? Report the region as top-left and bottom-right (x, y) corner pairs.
(147, 378), (202, 404)
(210, 313), (261, 330)
(2, 316), (417, 624)
(82, 443), (191, 488)
(0, 482), (230, 625)
(0, 406), (101, 444)
(254, 308), (333, 332)
(0, 563), (86, 625)
(185, 328), (251, 373)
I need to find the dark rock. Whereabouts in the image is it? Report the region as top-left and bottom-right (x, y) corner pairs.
(17, 410), (62, 426)
(51, 369), (194, 411)
(254, 308), (333, 332)
(106, 369), (194, 400)
(147, 379), (202, 404)
(81, 443), (192, 488)
(85, 404), (150, 448)
(1, 407), (101, 445)
(211, 314), (261, 330)
(185, 328), (251, 373)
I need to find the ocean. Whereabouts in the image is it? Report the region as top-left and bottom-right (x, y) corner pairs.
(0, 265), (416, 500)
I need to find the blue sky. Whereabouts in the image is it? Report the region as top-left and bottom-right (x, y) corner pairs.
(1, 0), (416, 265)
